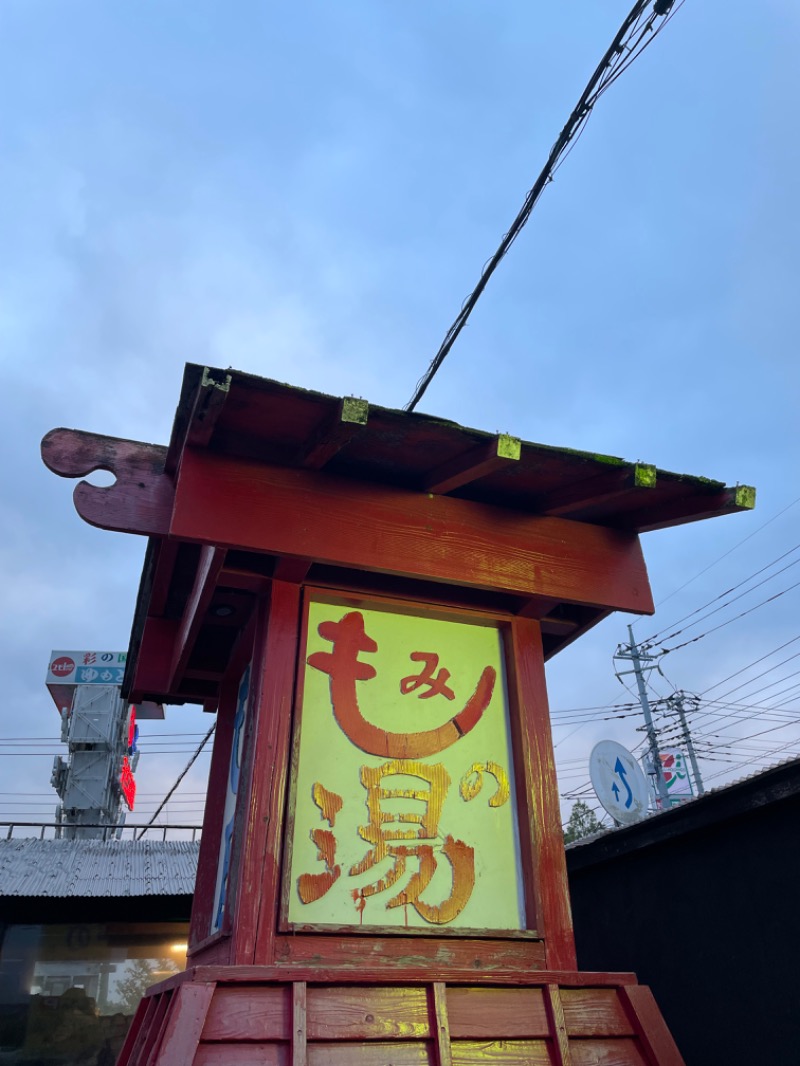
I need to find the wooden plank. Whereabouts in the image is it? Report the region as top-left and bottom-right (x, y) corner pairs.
(570, 1040), (648, 1066)
(561, 990), (635, 1038)
(139, 990), (173, 1064)
(506, 619), (577, 969)
(202, 985), (290, 1041)
(293, 982), (307, 1066)
(307, 1043), (433, 1066)
(432, 982), (453, 1066)
(41, 428), (173, 535)
(156, 982), (216, 1066)
(172, 451), (654, 615)
(617, 986), (685, 1066)
(118, 993), (157, 1066)
(192, 966), (637, 987)
(169, 546), (226, 690)
(450, 1041), (553, 1064)
(423, 434), (521, 495)
(544, 984), (572, 1066)
(196, 1046), (289, 1066)
(272, 933), (547, 976)
(297, 397), (369, 470)
(447, 987), (549, 1039)
(306, 986), (430, 1040)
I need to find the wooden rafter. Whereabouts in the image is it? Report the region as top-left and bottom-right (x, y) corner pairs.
(623, 484), (756, 533)
(535, 463), (657, 517)
(168, 546), (227, 691)
(423, 433), (521, 494)
(296, 396), (369, 470)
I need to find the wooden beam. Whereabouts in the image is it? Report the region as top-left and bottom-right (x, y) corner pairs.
(163, 366), (231, 476)
(544, 984), (572, 1066)
(217, 566), (271, 595)
(154, 981), (216, 1066)
(41, 428), (173, 535)
(273, 557), (313, 583)
(186, 367), (231, 449)
(507, 618), (577, 971)
(172, 451), (654, 615)
(239, 582), (302, 964)
(130, 617), (178, 699)
(623, 484), (756, 534)
(169, 546), (227, 690)
(423, 433), (521, 494)
(535, 463), (657, 518)
(432, 983), (453, 1066)
(296, 396), (369, 470)
(148, 539), (180, 617)
(292, 982), (308, 1066)
(618, 985), (686, 1065)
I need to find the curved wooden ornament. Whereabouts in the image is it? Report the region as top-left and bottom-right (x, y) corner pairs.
(41, 428), (174, 535)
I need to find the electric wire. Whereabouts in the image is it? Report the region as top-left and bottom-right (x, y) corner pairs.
(661, 578), (800, 654)
(639, 543), (800, 648)
(405, 0), (680, 412)
(135, 723), (216, 839)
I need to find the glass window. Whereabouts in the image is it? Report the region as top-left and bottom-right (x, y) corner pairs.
(0, 921), (188, 1063)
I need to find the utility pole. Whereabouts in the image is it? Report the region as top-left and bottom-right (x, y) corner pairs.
(614, 626), (671, 810)
(669, 690), (705, 796)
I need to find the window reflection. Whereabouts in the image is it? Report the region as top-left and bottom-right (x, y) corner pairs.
(0, 922), (188, 1063)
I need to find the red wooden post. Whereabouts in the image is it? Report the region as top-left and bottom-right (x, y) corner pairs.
(43, 364), (754, 1063)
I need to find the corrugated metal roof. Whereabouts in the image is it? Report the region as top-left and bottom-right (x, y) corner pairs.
(0, 838), (198, 897)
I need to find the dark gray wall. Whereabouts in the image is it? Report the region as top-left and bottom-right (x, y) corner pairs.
(567, 765), (800, 1066)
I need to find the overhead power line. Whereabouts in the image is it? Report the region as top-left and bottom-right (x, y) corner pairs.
(635, 493), (800, 618)
(661, 578), (800, 654)
(136, 723), (216, 840)
(404, 0), (682, 412)
(640, 541), (800, 647)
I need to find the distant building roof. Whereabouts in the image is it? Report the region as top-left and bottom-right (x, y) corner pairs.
(0, 838), (199, 898)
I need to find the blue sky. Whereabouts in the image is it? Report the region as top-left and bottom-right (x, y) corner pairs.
(1, 0), (799, 829)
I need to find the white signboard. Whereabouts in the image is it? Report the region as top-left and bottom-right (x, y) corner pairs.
(589, 740), (649, 826)
(47, 650), (127, 687)
(46, 650), (128, 715)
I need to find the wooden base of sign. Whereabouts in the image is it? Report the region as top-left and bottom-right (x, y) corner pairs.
(117, 968), (684, 1065)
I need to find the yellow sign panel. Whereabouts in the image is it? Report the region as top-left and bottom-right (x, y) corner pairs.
(287, 599), (526, 932)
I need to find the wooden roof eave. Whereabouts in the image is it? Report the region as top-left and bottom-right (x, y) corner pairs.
(41, 363), (755, 707)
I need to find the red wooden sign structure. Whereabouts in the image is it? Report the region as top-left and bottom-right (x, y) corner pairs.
(43, 365), (754, 1065)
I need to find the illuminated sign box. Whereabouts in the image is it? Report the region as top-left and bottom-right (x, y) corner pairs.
(284, 596), (526, 934)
